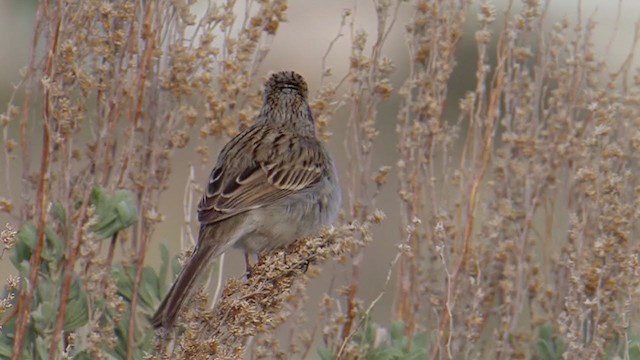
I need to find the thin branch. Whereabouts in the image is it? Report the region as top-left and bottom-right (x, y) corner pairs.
(48, 187), (93, 357)
(336, 246), (404, 358)
(12, 1), (61, 357)
(127, 3), (158, 359)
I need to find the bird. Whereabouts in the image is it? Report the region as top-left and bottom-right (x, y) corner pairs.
(150, 71), (341, 329)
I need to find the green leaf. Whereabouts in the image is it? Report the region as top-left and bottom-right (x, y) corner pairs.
(91, 187), (138, 239)
(10, 223), (65, 271)
(0, 339), (13, 359)
(139, 266), (160, 310)
(114, 192), (138, 227)
(10, 224), (37, 268)
(17, 260), (31, 279)
(132, 328), (156, 358)
(35, 336), (48, 360)
(36, 278), (54, 303)
(69, 350), (94, 360)
(51, 201), (67, 226)
(31, 301), (55, 334)
(17, 223), (37, 249)
(111, 308), (131, 359)
(112, 263), (162, 312)
(63, 277), (89, 331)
(535, 324), (564, 360)
(43, 225), (65, 263)
(158, 243), (169, 297)
(389, 321), (405, 342)
(172, 256), (182, 279)
(317, 346), (334, 360)
(113, 265), (134, 301)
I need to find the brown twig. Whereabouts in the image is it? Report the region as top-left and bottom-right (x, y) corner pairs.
(127, 5), (160, 358)
(42, 1), (103, 356)
(115, 0), (149, 190)
(341, 0), (398, 344)
(11, 2), (61, 357)
(336, 247), (404, 358)
(429, 10), (509, 360)
(0, 302), (19, 328)
(48, 188), (93, 357)
(17, 1), (46, 223)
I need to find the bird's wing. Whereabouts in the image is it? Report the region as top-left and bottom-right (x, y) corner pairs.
(197, 127), (325, 225)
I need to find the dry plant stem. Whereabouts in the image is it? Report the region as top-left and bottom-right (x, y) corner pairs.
(103, 1), (147, 189)
(115, 0), (145, 190)
(11, 2), (60, 358)
(603, 0), (623, 59)
(0, 306), (18, 328)
(319, 11), (348, 86)
(18, 4), (45, 223)
(342, 1), (364, 340)
(106, 233), (118, 269)
(128, 204), (150, 360)
(48, 188), (93, 357)
(47, 1), (104, 354)
(610, 21), (640, 92)
(498, 190), (543, 360)
(395, 1), (470, 346)
(431, 14), (509, 360)
(108, 0), (147, 193)
(336, 246), (404, 358)
(126, 3), (159, 359)
(341, 0), (398, 343)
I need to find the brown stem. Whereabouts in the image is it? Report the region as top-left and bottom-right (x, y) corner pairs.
(18, 0), (46, 222)
(106, 233), (119, 269)
(428, 35), (507, 360)
(0, 302), (19, 327)
(116, 0), (153, 190)
(125, 3), (157, 359)
(396, 179), (419, 338)
(127, 227), (152, 360)
(12, 3), (61, 358)
(48, 188), (93, 358)
(341, 254), (361, 340)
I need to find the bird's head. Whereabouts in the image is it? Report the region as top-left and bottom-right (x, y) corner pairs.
(264, 71), (309, 100)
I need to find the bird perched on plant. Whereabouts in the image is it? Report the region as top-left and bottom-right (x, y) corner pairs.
(151, 71), (341, 329)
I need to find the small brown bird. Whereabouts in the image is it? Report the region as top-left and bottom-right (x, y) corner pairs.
(151, 71), (341, 329)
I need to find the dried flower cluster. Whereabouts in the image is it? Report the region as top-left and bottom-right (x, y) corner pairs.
(0, 224), (19, 324)
(156, 218), (378, 359)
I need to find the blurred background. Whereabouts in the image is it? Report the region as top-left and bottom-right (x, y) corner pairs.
(1, 0), (639, 357)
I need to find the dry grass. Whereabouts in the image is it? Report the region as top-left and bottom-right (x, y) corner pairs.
(1, 0), (640, 359)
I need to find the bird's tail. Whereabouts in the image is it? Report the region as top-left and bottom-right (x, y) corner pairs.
(150, 243), (216, 329)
